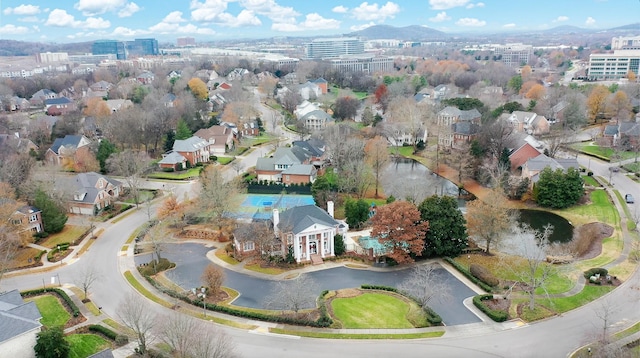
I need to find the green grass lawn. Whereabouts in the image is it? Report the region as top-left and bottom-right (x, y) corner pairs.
(39, 225), (88, 249)
(572, 143), (636, 161)
(543, 285), (613, 313)
(243, 134), (276, 146)
(582, 175), (599, 187)
(388, 146), (414, 157)
(557, 190), (619, 226)
(123, 189), (155, 204)
(66, 334), (111, 358)
(216, 156), (234, 165)
(26, 295), (70, 328)
(148, 167), (202, 180)
(331, 293), (414, 329)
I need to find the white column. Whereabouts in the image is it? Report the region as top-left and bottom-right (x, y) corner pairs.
(305, 235), (310, 261)
(320, 233), (325, 258)
(330, 230), (335, 256)
(294, 235), (300, 263)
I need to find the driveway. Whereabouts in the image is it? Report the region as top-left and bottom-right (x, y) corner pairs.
(134, 243), (481, 326)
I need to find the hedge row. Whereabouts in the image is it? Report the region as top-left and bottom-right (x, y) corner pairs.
(21, 288), (80, 317)
(473, 294), (508, 322)
(88, 324), (117, 340)
(444, 257), (493, 292)
(361, 284), (398, 293)
(144, 275), (332, 328)
(361, 285), (442, 325)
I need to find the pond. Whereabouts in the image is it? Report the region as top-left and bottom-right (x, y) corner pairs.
(381, 157), (460, 204)
(518, 209), (574, 243)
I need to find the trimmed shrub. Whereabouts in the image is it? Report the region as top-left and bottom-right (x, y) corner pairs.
(470, 264), (499, 287)
(423, 306), (443, 325)
(444, 257), (493, 292)
(162, 167), (175, 172)
(361, 284), (398, 293)
(473, 294), (508, 322)
(88, 324), (118, 340)
(583, 267), (608, 280)
(139, 258), (176, 276)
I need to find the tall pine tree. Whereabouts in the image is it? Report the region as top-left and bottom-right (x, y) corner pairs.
(34, 189), (68, 234)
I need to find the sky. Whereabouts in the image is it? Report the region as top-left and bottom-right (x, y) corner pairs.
(0, 0), (639, 43)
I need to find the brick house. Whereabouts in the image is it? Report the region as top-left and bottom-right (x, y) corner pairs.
(255, 146), (316, 184)
(171, 136), (210, 166)
(45, 134), (92, 165)
(194, 126), (234, 155)
(45, 97), (76, 116)
(12, 205), (43, 236)
(437, 106), (481, 148)
(67, 172), (123, 215)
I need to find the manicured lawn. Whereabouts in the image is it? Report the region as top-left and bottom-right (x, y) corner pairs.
(66, 334), (111, 358)
(216, 156), (234, 165)
(215, 249), (240, 265)
(331, 293), (414, 329)
(388, 146), (414, 157)
(557, 190), (619, 226)
(582, 175), (599, 187)
(572, 142), (636, 161)
(243, 134), (276, 146)
(26, 295), (70, 328)
(543, 285), (613, 313)
(244, 262), (285, 275)
(123, 189), (155, 204)
(148, 167), (202, 180)
(39, 225), (89, 249)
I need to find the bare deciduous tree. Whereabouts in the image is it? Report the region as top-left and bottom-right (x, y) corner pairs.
(365, 136), (390, 198)
(107, 149), (152, 206)
(264, 274), (319, 314)
(201, 263), (225, 295)
(198, 165), (245, 225)
(73, 266), (101, 301)
(118, 293), (156, 355)
(398, 263), (451, 312)
(466, 188), (515, 255)
(157, 311), (238, 357)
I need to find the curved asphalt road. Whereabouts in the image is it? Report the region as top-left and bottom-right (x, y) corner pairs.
(135, 243), (480, 326)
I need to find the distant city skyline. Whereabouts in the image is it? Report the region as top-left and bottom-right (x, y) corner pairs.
(0, 0), (639, 43)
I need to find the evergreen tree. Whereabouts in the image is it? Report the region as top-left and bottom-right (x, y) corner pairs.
(163, 130), (175, 153)
(34, 327), (70, 358)
(175, 119), (192, 140)
(334, 234), (345, 256)
(418, 195), (468, 257)
(499, 147), (511, 170)
(344, 198), (370, 229)
(34, 189), (67, 234)
(535, 167), (584, 209)
(96, 139), (117, 174)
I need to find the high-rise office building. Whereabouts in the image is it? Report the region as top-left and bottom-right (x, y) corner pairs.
(92, 40), (127, 60)
(493, 43), (532, 68)
(128, 38), (159, 56)
(588, 50), (640, 80)
(305, 37), (365, 59)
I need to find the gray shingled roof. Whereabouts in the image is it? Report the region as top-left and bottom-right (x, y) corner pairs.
(281, 164), (315, 175)
(603, 124), (619, 136)
(0, 290), (42, 344)
(158, 151), (186, 165)
(278, 205), (338, 235)
(255, 157), (277, 171)
(88, 349), (115, 358)
(301, 109), (333, 122)
(49, 135), (84, 155)
(173, 136), (208, 152)
(44, 97), (72, 106)
(72, 172), (122, 204)
(292, 138), (326, 158)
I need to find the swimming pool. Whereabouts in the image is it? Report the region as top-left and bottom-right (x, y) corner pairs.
(232, 193), (316, 220)
(357, 235), (389, 256)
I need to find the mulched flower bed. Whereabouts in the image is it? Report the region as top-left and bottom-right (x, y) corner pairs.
(483, 297), (511, 316)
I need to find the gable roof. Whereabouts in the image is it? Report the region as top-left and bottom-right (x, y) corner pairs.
(300, 109), (332, 122)
(292, 138), (326, 158)
(44, 97), (73, 106)
(452, 121), (479, 135)
(619, 121), (640, 137)
(158, 151), (187, 165)
(509, 142), (542, 170)
(49, 135), (88, 155)
(281, 164), (315, 175)
(172, 136), (208, 152)
(0, 289), (42, 344)
(274, 146), (310, 165)
(72, 172), (122, 204)
(278, 205), (339, 235)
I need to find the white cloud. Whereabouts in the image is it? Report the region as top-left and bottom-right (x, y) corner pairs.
(0, 24), (31, 34)
(332, 5), (348, 13)
(216, 10), (262, 27)
(350, 22), (376, 31)
(44, 9), (110, 29)
(75, 0), (127, 15)
(3, 4), (41, 15)
(190, 0), (230, 22)
(429, 0), (469, 10)
(163, 11), (187, 23)
(239, 0), (300, 24)
(18, 16), (41, 23)
(455, 17), (486, 26)
(272, 13), (340, 32)
(352, 2), (400, 22)
(429, 11), (450, 22)
(502, 23), (516, 28)
(118, 2), (140, 17)
(585, 16), (596, 26)
(111, 26), (149, 37)
(466, 2), (485, 8)
(554, 15), (569, 22)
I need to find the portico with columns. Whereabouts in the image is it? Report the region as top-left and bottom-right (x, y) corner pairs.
(274, 201), (340, 263)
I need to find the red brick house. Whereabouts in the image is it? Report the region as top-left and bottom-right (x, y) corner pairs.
(45, 135), (92, 166)
(509, 142), (542, 172)
(171, 136), (210, 166)
(45, 97), (76, 116)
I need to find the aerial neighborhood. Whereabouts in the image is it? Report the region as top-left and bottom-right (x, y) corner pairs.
(0, 5), (640, 357)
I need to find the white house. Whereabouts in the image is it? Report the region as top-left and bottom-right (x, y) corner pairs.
(274, 202), (341, 264)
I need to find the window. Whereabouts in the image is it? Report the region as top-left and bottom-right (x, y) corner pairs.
(243, 241), (255, 251)
(29, 215), (37, 222)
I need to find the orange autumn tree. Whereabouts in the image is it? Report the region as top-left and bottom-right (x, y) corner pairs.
(371, 201), (429, 264)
